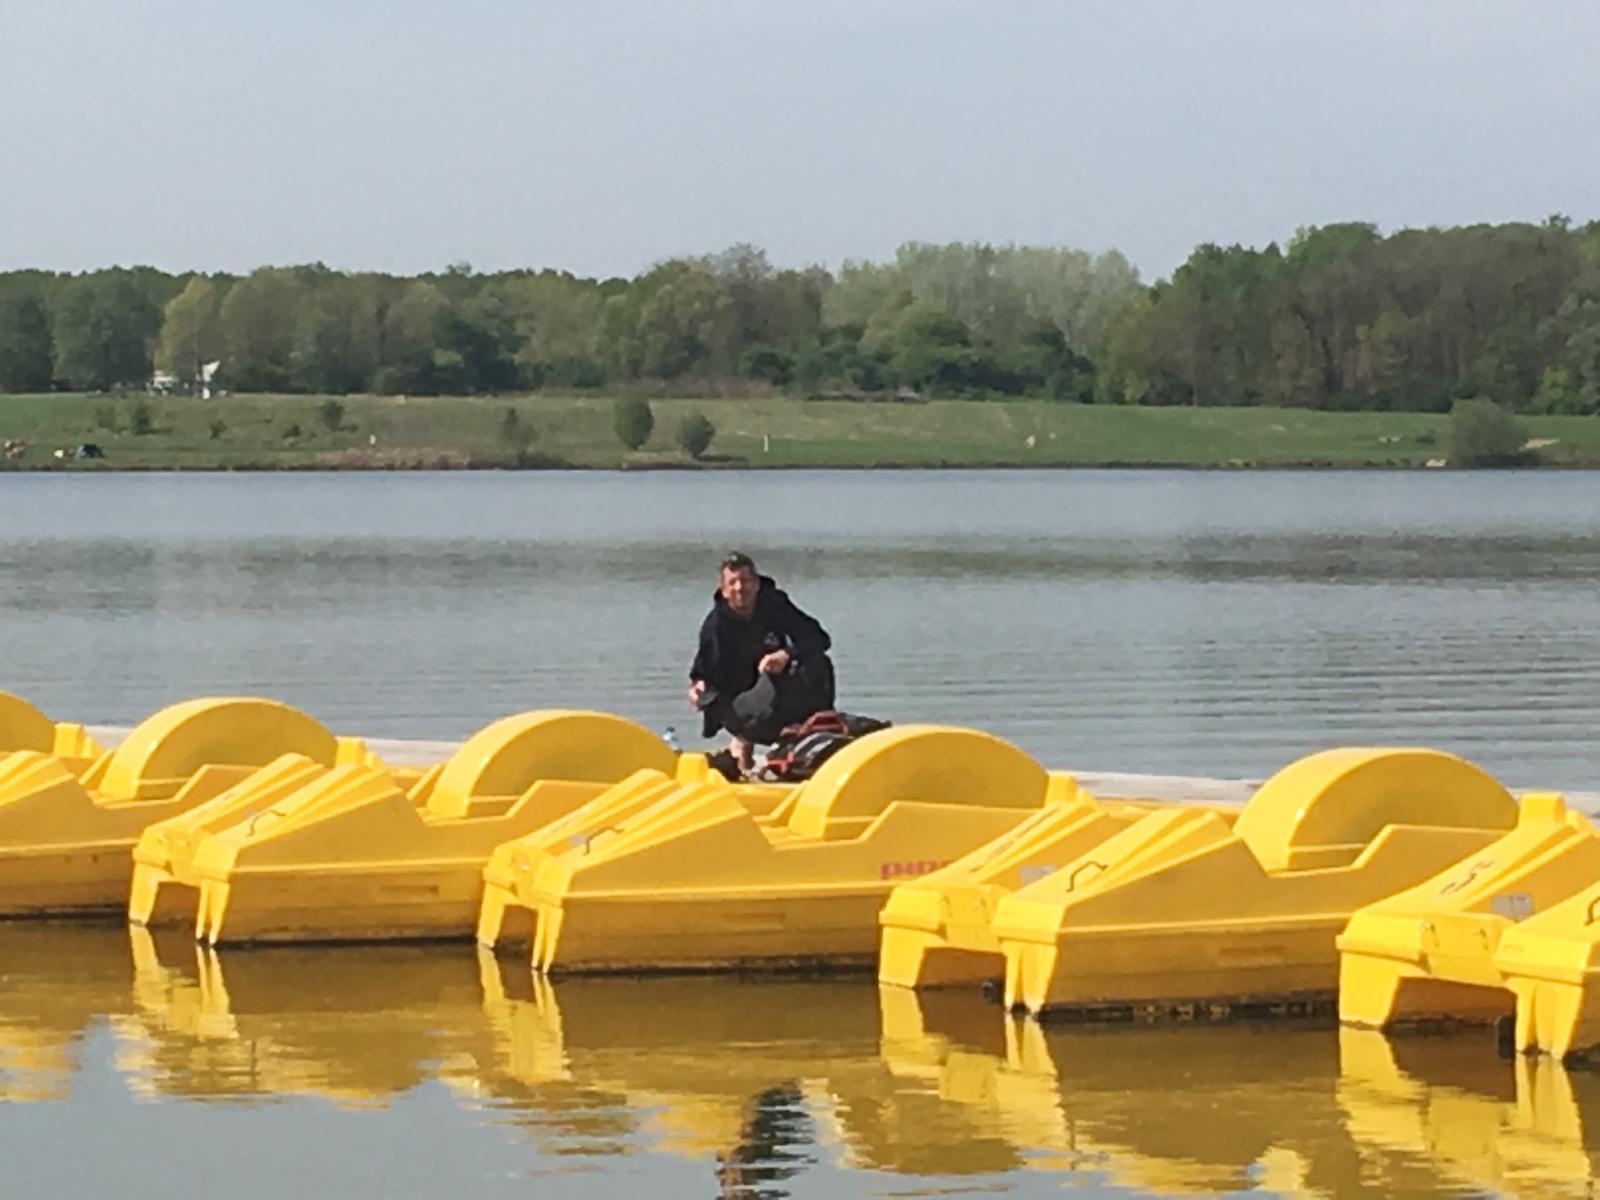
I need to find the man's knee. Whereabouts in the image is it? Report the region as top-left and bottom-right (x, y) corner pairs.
(730, 673), (779, 728)
(805, 655), (836, 710)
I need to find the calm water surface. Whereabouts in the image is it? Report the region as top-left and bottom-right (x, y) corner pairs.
(3, 469), (1598, 785)
(3, 468), (1599, 1197)
(3, 926), (1598, 1198)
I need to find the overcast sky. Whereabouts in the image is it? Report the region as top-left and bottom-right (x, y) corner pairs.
(2, 0), (1597, 283)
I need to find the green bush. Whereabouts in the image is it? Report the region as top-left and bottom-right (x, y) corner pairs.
(208, 418), (227, 440)
(1531, 366), (1596, 416)
(282, 422), (302, 440)
(500, 406), (530, 446)
(613, 394), (654, 450)
(500, 406), (539, 465)
(1448, 398), (1532, 467)
(371, 366), (410, 396)
(129, 399), (153, 436)
(318, 398), (345, 432)
(677, 412), (715, 459)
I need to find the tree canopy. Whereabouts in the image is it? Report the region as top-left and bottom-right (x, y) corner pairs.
(2, 221), (1597, 416)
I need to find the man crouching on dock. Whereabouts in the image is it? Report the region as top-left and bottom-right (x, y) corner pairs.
(688, 552), (835, 778)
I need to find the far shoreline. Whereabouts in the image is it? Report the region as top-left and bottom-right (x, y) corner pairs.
(4, 392), (1597, 472)
(1, 459), (1587, 474)
(3, 464), (1587, 476)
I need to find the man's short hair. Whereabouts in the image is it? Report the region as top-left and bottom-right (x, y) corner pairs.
(720, 551), (757, 574)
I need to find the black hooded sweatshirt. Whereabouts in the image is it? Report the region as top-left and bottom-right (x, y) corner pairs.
(689, 575), (832, 737)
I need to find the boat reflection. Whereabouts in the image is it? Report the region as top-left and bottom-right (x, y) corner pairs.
(882, 988), (1600, 1197)
(123, 930), (650, 1161)
(880, 986), (1355, 1194)
(1339, 1026), (1600, 1197)
(469, 956), (1025, 1179)
(0, 922), (133, 1101)
(124, 924), (493, 1106)
(5, 925), (1598, 1197)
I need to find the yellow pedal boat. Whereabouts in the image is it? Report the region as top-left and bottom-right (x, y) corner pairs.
(1338, 791), (1600, 1047)
(877, 779), (1216, 989)
(182, 710), (677, 944)
(1496, 873), (1600, 1061)
(477, 725), (1064, 975)
(0, 689), (103, 763)
(0, 697), (360, 917)
(995, 748), (1519, 1017)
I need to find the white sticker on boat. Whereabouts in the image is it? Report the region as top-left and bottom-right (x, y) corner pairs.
(1492, 893), (1534, 919)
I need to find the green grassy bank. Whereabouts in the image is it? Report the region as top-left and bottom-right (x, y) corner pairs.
(2, 391), (1598, 470)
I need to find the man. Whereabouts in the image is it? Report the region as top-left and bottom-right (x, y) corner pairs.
(688, 552), (835, 774)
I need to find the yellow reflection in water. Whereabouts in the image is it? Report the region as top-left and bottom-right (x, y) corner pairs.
(121, 925), (493, 1106)
(470, 953), (1027, 1178)
(1339, 1026), (1600, 1197)
(0, 923), (133, 1101)
(880, 986), (1351, 1195)
(5, 924), (1600, 1198)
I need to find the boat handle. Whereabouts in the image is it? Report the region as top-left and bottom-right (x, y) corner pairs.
(246, 807), (289, 834)
(1065, 861), (1106, 892)
(583, 826), (621, 855)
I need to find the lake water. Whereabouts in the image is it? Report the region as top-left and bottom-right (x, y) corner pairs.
(5, 925), (1599, 1198)
(2, 468), (1599, 1197)
(3, 469), (1598, 786)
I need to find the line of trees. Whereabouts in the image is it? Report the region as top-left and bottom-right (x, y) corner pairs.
(0, 246), (1133, 402)
(1, 219), (1597, 414)
(1098, 218), (1600, 415)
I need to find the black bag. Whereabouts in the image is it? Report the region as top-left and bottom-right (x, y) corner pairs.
(758, 710), (891, 782)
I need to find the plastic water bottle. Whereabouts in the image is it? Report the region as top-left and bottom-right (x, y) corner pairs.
(661, 726), (681, 752)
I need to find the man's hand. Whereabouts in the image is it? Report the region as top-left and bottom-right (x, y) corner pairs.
(757, 649), (791, 675)
(687, 679), (707, 708)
